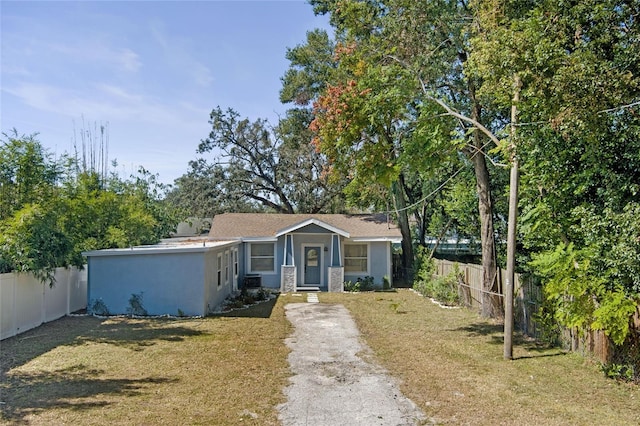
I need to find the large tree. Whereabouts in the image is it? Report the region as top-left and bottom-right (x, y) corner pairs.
(291, 0), (506, 311)
(467, 0), (640, 344)
(0, 130), (60, 221)
(0, 131), (178, 284)
(179, 107), (346, 215)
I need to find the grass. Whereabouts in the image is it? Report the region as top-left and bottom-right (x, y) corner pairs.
(321, 290), (639, 425)
(1, 296), (293, 425)
(1, 290), (638, 425)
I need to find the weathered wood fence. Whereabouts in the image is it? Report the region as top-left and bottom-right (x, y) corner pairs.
(434, 259), (542, 335)
(433, 259), (640, 364)
(0, 267), (87, 340)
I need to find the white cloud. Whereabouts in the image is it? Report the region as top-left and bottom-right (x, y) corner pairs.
(1, 64), (33, 77)
(95, 83), (144, 103)
(116, 48), (142, 73)
(4, 82), (202, 128)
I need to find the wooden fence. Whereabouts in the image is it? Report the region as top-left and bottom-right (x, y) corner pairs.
(432, 259), (639, 364)
(434, 259), (541, 335)
(0, 267), (87, 340)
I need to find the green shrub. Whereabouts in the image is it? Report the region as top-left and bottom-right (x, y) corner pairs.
(255, 287), (270, 301)
(239, 287), (256, 305)
(414, 246), (436, 283)
(223, 287), (274, 311)
(531, 300), (562, 346)
(89, 298), (110, 316)
(413, 263), (460, 306)
(602, 330), (640, 383)
(531, 242), (637, 345)
(601, 362), (635, 382)
(383, 275), (391, 290)
(344, 276), (375, 292)
(127, 292), (148, 316)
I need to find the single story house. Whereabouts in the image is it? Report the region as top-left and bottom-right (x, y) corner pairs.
(83, 213), (402, 316)
(83, 240), (241, 317)
(208, 213), (402, 293)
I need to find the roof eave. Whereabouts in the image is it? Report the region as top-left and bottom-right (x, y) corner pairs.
(349, 237), (402, 243)
(275, 218), (350, 238)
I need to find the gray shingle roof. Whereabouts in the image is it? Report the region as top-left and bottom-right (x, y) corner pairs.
(208, 213), (402, 240)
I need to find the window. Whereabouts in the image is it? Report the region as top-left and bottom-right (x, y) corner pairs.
(233, 248), (238, 278)
(249, 242), (275, 273)
(217, 254), (222, 286)
(224, 250), (230, 284)
(344, 243), (368, 274)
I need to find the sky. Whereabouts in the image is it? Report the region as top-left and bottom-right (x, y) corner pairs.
(1, 0), (331, 185)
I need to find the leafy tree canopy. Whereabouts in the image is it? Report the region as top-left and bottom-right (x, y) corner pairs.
(169, 107), (346, 215)
(0, 131), (179, 285)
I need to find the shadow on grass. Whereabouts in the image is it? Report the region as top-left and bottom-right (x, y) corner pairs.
(215, 296), (278, 319)
(455, 322), (504, 338)
(77, 318), (210, 350)
(513, 350), (569, 360)
(1, 317), (101, 378)
(1, 316), (210, 377)
(1, 364), (176, 424)
(454, 322), (569, 359)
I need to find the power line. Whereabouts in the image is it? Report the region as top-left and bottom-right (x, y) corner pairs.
(598, 100), (640, 114)
(385, 136), (495, 215)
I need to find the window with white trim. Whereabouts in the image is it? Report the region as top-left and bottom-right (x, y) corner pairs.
(224, 250), (230, 284)
(232, 248), (239, 279)
(344, 243), (368, 274)
(217, 253), (222, 286)
(249, 242), (276, 273)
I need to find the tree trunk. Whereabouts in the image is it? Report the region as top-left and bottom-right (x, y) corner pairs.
(469, 92), (502, 319)
(392, 177), (414, 285)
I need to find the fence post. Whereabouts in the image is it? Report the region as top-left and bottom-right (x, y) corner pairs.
(40, 281), (46, 327)
(66, 267), (71, 315)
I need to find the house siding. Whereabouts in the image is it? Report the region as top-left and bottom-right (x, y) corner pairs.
(86, 242), (240, 316)
(343, 241), (391, 287)
(243, 233), (392, 290)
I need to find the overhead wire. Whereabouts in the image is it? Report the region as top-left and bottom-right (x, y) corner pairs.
(383, 131), (498, 215)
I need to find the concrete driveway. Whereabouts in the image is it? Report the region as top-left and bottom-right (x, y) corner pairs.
(277, 299), (425, 425)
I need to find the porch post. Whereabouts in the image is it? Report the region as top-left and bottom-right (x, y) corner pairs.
(331, 234), (341, 267)
(281, 234), (297, 292)
(328, 234), (344, 292)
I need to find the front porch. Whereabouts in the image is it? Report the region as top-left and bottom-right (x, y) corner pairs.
(279, 233), (345, 293)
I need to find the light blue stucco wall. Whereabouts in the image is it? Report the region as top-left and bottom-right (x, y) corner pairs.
(343, 241), (391, 287)
(87, 242), (240, 316)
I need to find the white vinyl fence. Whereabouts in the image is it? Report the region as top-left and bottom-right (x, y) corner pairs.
(0, 266), (87, 340)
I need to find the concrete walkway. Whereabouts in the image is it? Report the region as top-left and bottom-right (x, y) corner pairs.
(277, 301), (425, 426)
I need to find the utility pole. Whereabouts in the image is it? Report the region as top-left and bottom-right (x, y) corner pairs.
(504, 74), (522, 360)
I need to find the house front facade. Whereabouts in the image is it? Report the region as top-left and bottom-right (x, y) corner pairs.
(81, 213), (402, 317)
(208, 213), (402, 292)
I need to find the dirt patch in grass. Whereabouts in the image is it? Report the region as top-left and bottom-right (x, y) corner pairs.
(320, 290), (639, 425)
(1, 296), (293, 425)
